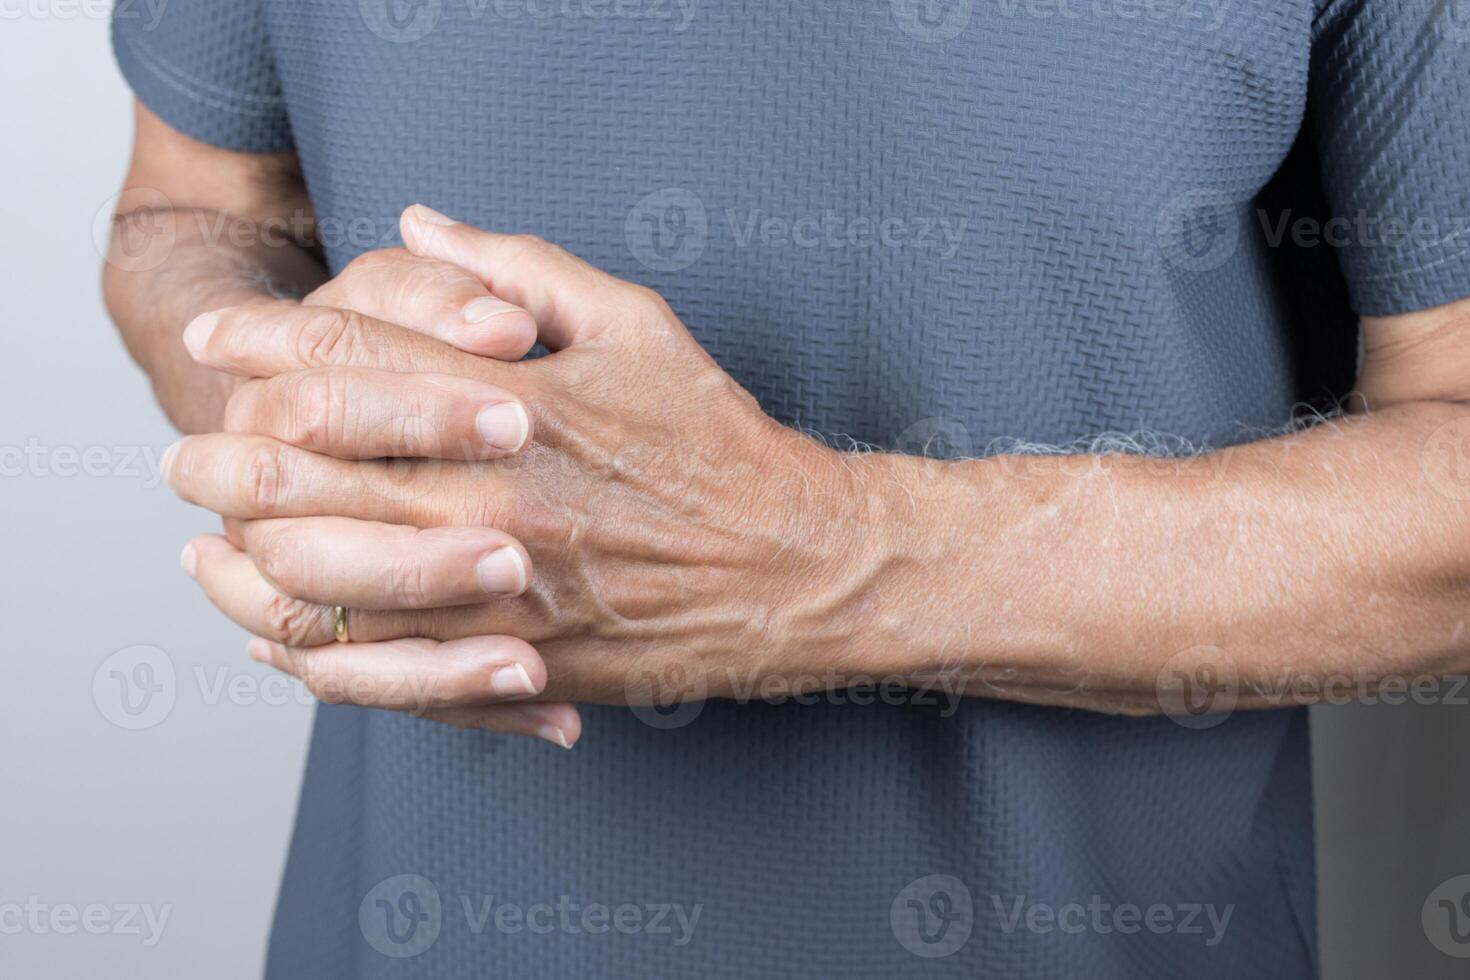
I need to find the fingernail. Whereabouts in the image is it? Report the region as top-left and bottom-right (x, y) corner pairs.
(413, 204), (458, 226)
(179, 542), (198, 577)
(462, 297), (522, 324)
(247, 637), (273, 665)
(537, 724), (573, 749)
(476, 402), (529, 452)
(182, 311), (219, 358)
(477, 546), (527, 595)
(160, 441), (181, 481)
(490, 662), (536, 697)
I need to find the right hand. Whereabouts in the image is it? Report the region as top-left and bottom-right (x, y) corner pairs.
(188, 245), (584, 748)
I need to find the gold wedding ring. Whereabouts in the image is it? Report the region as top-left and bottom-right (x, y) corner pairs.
(333, 606), (350, 644)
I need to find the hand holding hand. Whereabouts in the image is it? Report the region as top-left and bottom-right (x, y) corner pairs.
(167, 207), (884, 744)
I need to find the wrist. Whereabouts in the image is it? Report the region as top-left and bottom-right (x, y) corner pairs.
(812, 449), (1094, 694)
(732, 437), (946, 694)
(831, 450), (966, 682)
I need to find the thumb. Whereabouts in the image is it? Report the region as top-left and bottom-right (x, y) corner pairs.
(401, 205), (618, 350)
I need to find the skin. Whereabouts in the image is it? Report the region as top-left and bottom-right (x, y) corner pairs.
(106, 104), (576, 745)
(110, 103), (1470, 746)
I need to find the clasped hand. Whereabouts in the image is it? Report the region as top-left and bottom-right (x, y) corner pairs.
(165, 206), (875, 747)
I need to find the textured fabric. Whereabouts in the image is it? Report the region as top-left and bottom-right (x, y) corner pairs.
(114, 1), (1470, 977)
(113, 0), (290, 153)
(1311, 0), (1470, 313)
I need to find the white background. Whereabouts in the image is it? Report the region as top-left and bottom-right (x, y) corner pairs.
(0, 12), (313, 978)
(1, 7), (1468, 978)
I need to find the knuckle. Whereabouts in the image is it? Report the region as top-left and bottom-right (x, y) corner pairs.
(624, 282), (662, 307)
(645, 287), (674, 317)
(622, 283), (669, 318)
(262, 592), (326, 648)
(282, 373), (328, 446)
(250, 525), (302, 591)
(499, 234), (554, 277)
(294, 308), (359, 367)
(342, 248), (402, 279)
(389, 557), (434, 608)
(415, 261), (476, 300)
(244, 442), (289, 512)
(251, 528), (287, 584)
(508, 232), (549, 254)
(390, 261), (467, 322)
(285, 371), (352, 451)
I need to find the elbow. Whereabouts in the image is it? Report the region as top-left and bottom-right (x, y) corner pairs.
(100, 256), (129, 331)
(99, 208), (157, 329)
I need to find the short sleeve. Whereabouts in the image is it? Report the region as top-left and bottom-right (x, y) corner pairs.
(1308, 0), (1470, 315)
(112, 0), (292, 153)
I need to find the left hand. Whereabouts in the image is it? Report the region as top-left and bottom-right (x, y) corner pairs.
(166, 206), (883, 723)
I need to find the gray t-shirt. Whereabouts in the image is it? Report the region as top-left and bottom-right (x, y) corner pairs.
(114, 1), (1470, 976)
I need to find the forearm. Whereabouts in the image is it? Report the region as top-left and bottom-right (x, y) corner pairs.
(103, 211), (325, 433)
(155, 210), (1470, 725)
(841, 401), (1470, 713)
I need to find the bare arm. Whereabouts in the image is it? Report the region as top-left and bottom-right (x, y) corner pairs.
(855, 298), (1470, 713)
(159, 212), (1470, 720)
(103, 102), (325, 433)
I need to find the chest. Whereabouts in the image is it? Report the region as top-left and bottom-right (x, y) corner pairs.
(266, 0), (1313, 260)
